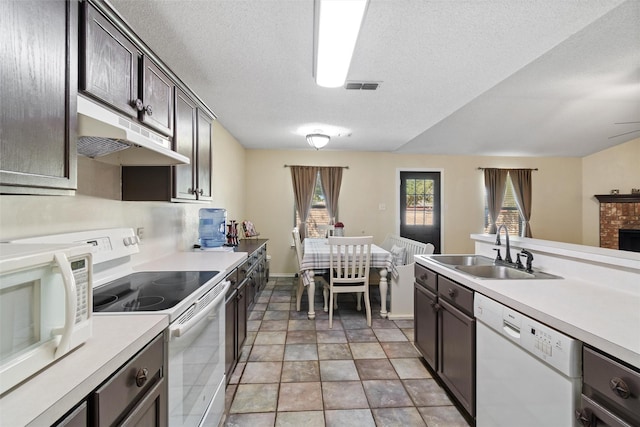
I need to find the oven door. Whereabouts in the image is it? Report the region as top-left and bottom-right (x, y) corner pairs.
(168, 280), (229, 427)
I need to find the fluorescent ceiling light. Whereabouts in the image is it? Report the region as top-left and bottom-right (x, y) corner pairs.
(315, 0), (369, 88)
(306, 133), (330, 149)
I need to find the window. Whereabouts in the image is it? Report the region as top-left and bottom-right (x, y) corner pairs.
(484, 174), (523, 236)
(295, 172), (333, 237)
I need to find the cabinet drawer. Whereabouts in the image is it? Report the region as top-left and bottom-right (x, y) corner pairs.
(579, 394), (634, 427)
(415, 264), (437, 293)
(583, 347), (640, 424)
(438, 276), (473, 316)
(92, 334), (164, 426)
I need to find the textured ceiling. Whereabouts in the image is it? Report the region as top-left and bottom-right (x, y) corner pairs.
(108, 0), (640, 157)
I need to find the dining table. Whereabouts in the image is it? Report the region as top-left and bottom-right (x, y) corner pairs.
(300, 238), (393, 319)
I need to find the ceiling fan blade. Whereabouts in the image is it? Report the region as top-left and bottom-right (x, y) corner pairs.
(608, 129), (640, 139)
(614, 121), (640, 125)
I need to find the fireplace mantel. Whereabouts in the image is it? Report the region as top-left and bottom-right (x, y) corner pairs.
(595, 194), (640, 203)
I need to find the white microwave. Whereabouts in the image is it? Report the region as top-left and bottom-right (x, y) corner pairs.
(0, 243), (93, 395)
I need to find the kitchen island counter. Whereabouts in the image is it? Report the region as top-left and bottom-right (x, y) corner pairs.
(0, 314), (169, 426)
(416, 235), (640, 368)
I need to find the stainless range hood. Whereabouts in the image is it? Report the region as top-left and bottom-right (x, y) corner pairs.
(77, 95), (189, 166)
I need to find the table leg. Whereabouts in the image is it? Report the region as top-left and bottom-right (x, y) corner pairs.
(379, 268), (388, 318)
(307, 280), (316, 319)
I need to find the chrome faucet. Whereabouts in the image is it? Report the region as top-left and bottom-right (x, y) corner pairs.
(495, 224), (513, 264)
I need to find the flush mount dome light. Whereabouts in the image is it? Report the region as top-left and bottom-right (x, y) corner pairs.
(306, 133), (330, 150)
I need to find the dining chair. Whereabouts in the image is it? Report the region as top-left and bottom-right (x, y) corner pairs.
(326, 236), (373, 328)
(292, 227), (330, 312)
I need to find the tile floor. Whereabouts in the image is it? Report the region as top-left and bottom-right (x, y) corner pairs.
(223, 277), (471, 427)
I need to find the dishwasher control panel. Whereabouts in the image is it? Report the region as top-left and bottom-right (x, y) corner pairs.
(475, 293), (582, 378)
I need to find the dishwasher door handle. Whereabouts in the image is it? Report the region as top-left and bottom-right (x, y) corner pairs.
(503, 321), (521, 339)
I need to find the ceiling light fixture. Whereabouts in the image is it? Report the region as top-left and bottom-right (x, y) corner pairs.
(314, 0), (369, 88)
(306, 133), (330, 150)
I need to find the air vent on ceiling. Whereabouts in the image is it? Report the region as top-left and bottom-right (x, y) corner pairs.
(345, 81), (380, 91)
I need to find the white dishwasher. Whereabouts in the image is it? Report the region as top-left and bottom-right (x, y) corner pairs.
(474, 293), (582, 427)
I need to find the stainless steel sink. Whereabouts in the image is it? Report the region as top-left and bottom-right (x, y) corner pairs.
(455, 264), (562, 280)
(428, 254), (561, 280)
(430, 254), (494, 266)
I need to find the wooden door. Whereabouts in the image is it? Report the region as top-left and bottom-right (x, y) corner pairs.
(173, 88), (196, 200)
(196, 110), (213, 200)
(1, 0), (78, 195)
(141, 57), (174, 136)
(81, 1), (139, 118)
(400, 171), (441, 252)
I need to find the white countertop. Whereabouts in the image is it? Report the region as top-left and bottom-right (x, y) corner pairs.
(0, 314), (169, 427)
(415, 254), (640, 369)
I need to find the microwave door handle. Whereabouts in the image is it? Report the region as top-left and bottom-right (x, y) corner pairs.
(170, 281), (230, 338)
(52, 252), (78, 359)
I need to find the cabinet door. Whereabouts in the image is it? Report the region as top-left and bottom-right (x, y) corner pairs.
(237, 282), (248, 351)
(173, 88), (196, 200)
(81, 1), (139, 118)
(196, 110), (213, 200)
(141, 57), (174, 136)
(225, 293), (237, 382)
(414, 284), (438, 369)
(1, 0), (77, 195)
(438, 299), (475, 416)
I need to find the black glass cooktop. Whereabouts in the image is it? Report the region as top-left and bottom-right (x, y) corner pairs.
(93, 271), (219, 312)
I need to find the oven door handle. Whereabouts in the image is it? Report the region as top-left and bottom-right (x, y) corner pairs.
(170, 281), (230, 338)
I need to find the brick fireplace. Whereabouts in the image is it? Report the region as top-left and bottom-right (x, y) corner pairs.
(595, 194), (640, 250)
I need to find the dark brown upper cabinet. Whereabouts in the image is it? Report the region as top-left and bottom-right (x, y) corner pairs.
(195, 110), (213, 201)
(122, 88), (212, 202)
(80, 1), (139, 118)
(80, 1), (174, 137)
(0, 0), (78, 195)
(140, 57), (174, 137)
(173, 88), (198, 200)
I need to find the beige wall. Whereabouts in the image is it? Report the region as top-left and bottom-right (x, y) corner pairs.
(243, 150), (583, 275)
(0, 121), (246, 264)
(582, 138), (640, 246)
(2, 125), (635, 274)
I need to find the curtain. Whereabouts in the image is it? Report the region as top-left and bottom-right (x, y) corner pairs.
(319, 167), (343, 225)
(509, 169), (533, 237)
(484, 168), (508, 234)
(290, 166), (318, 240)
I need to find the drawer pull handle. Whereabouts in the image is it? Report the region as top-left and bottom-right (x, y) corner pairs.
(136, 368), (149, 388)
(574, 408), (596, 427)
(609, 377), (631, 399)
(447, 289), (457, 298)
(430, 302), (441, 312)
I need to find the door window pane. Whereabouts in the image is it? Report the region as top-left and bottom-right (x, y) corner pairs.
(405, 178), (435, 226)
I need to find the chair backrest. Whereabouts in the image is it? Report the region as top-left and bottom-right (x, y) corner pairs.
(328, 236), (373, 284)
(292, 227), (303, 267)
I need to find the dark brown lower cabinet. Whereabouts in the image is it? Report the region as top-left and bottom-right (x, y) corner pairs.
(91, 333), (167, 426)
(414, 264), (475, 421)
(438, 299), (475, 416)
(414, 283), (438, 368)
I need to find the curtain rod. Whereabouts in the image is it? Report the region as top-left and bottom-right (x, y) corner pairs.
(477, 167), (538, 171)
(284, 165), (349, 169)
